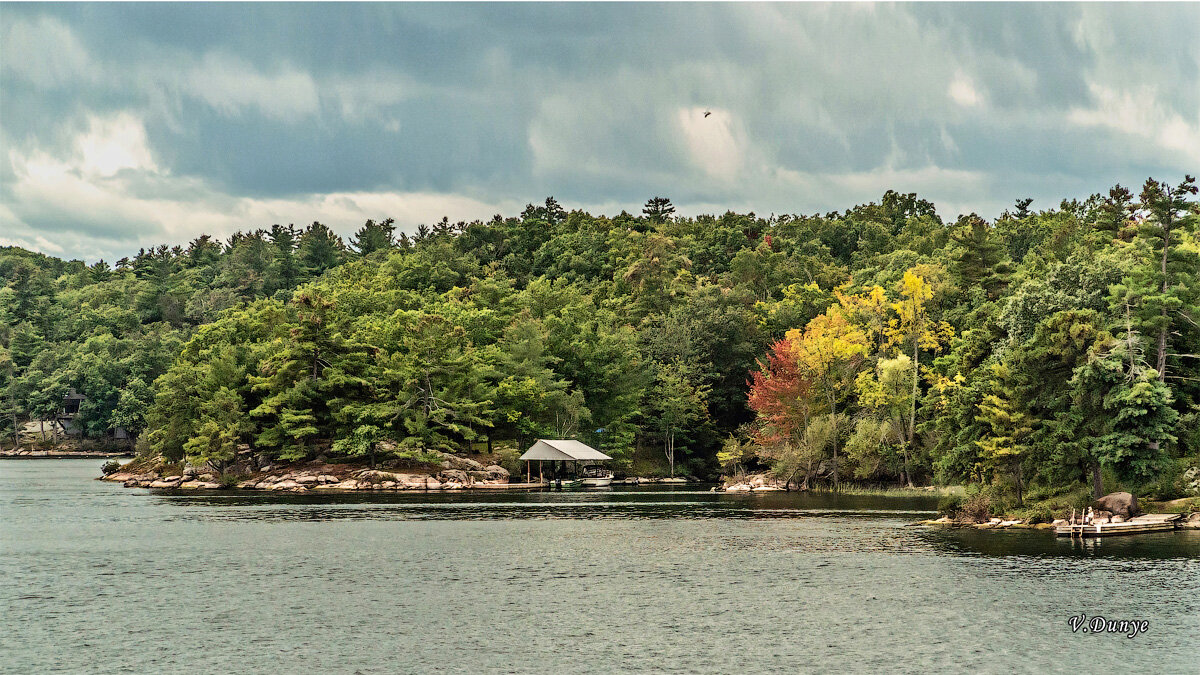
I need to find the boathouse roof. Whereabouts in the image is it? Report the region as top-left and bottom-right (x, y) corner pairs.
(518, 439), (612, 461)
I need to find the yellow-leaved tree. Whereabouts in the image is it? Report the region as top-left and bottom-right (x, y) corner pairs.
(884, 269), (954, 486)
(785, 305), (868, 489)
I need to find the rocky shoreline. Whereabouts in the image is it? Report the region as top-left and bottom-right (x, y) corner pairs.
(101, 452), (701, 492)
(917, 492), (1200, 531)
(3, 448), (131, 459)
(917, 513), (1200, 530)
(104, 451), (515, 491)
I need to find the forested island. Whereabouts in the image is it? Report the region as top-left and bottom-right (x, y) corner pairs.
(2, 177), (1198, 519)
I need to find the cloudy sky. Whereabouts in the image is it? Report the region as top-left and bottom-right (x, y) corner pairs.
(2, 3), (1197, 262)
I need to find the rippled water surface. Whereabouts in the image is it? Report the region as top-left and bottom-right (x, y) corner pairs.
(2, 460), (1197, 673)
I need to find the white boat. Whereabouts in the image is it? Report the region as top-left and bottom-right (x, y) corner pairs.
(579, 466), (614, 487)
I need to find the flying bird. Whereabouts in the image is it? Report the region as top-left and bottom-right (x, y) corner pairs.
(704, 110), (712, 118)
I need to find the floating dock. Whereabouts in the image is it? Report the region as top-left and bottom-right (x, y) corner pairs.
(1055, 513), (1182, 537)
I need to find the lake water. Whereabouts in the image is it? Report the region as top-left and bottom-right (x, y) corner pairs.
(2, 460), (1197, 674)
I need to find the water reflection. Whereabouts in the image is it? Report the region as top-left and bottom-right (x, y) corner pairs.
(150, 487), (941, 523)
(919, 524), (1200, 559)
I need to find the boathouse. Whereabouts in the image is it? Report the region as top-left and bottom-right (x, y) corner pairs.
(518, 439), (611, 483)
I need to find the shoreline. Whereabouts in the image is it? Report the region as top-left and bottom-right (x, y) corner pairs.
(3, 449), (133, 459)
(99, 454), (704, 492)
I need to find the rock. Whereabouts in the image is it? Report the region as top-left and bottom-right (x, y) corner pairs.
(438, 469), (469, 484)
(259, 464), (275, 473)
(382, 481), (397, 489)
(237, 480), (259, 489)
(468, 470), (490, 483)
(442, 481), (463, 490)
(724, 484), (752, 492)
(163, 475), (183, 482)
(335, 480), (360, 490)
(484, 465), (510, 480)
(752, 485), (784, 491)
(183, 466), (199, 478)
(1110, 515), (1125, 523)
(425, 479), (442, 490)
(318, 474), (338, 484)
(272, 480), (300, 490)
(149, 479), (181, 489)
(180, 481), (221, 489)
(1094, 510), (1112, 523)
(1051, 519), (1068, 526)
(436, 451), (485, 471)
(198, 473), (216, 482)
(988, 518), (1002, 525)
(123, 479), (143, 487)
(358, 470), (399, 484)
(934, 516), (952, 524)
(295, 475), (319, 485)
(1183, 513), (1200, 529)
(1094, 492), (1139, 519)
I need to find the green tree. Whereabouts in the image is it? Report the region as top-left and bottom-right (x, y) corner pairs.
(650, 360), (710, 477)
(350, 218), (396, 256)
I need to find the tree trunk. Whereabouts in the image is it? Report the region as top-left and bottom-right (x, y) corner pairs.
(1015, 461), (1024, 507)
(666, 433), (675, 477)
(1090, 462), (1103, 500)
(1157, 217), (1170, 382)
(906, 337), (919, 488)
(828, 395), (839, 492)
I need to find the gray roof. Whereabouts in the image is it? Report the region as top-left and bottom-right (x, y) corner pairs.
(518, 439), (612, 461)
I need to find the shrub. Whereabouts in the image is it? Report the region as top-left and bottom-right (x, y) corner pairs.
(101, 459), (122, 475)
(937, 494), (963, 517)
(1016, 503), (1055, 524)
(955, 492), (993, 523)
(219, 473), (241, 488)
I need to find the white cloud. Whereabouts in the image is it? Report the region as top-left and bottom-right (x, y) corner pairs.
(183, 53), (320, 122)
(948, 71), (982, 108)
(677, 107), (746, 183)
(1068, 83), (1200, 167)
(4, 111), (526, 260)
(0, 15), (94, 88)
(76, 113), (159, 177)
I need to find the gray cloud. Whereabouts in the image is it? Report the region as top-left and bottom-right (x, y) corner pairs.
(2, 3), (1197, 261)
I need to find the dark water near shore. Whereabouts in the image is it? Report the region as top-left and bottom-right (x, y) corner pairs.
(2, 460), (1197, 674)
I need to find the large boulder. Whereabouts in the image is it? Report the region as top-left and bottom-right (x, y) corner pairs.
(1094, 492), (1140, 519)
(484, 465), (510, 481)
(357, 470), (398, 484)
(436, 452), (485, 471)
(438, 469), (469, 484)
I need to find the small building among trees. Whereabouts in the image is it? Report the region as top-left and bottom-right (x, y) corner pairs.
(518, 439), (612, 483)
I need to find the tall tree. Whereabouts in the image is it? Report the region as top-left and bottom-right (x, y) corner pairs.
(350, 218), (396, 256)
(650, 359), (710, 477)
(786, 305), (868, 489)
(297, 222), (346, 277)
(885, 269), (953, 486)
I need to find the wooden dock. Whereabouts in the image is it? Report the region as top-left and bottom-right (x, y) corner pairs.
(1055, 513), (1182, 538)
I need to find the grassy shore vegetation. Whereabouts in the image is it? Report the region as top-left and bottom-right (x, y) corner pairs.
(1, 179), (1198, 498)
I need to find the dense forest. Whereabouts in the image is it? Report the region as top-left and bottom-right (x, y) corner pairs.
(2, 177), (1197, 505)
